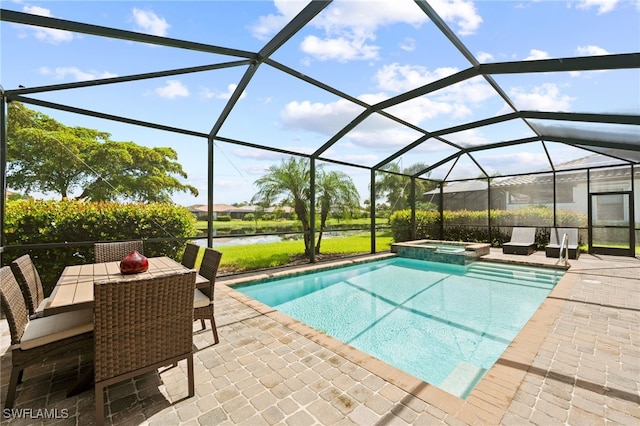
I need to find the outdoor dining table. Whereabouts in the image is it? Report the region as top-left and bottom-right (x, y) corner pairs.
(41, 256), (207, 397)
(43, 256), (208, 316)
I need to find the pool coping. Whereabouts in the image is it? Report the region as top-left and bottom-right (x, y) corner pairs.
(218, 253), (577, 425)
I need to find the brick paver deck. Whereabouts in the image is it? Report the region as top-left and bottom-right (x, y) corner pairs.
(1, 250), (638, 425)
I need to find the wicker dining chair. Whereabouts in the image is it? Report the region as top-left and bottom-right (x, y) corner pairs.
(0, 266), (93, 409)
(93, 269), (196, 424)
(94, 240), (144, 263)
(194, 248), (222, 344)
(181, 242), (200, 269)
(10, 254), (48, 317)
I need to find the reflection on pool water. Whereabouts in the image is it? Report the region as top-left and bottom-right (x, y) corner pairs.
(234, 257), (564, 398)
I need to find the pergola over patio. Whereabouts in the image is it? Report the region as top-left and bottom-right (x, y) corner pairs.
(1, 1), (639, 260)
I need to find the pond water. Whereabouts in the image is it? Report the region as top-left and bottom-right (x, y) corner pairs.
(195, 235), (283, 247)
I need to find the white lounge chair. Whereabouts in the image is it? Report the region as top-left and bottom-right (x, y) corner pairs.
(502, 227), (537, 255)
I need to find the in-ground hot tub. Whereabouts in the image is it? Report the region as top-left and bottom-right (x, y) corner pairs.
(391, 239), (490, 265)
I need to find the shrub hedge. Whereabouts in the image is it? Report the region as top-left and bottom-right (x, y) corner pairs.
(390, 207), (587, 248)
(3, 199), (198, 295)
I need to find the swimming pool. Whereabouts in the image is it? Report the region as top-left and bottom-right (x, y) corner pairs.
(234, 257), (564, 398)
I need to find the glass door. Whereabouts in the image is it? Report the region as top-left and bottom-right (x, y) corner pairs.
(589, 192), (634, 256)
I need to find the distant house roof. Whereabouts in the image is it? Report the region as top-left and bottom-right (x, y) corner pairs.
(425, 180), (488, 195)
(425, 154), (637, 195)
(188, 204), (236, 213)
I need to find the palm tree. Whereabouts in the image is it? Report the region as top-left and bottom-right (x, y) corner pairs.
(252, 157), (312, 254)
(315, 170), (360, 253)
(252, 157), (360, 256)
(374, 161), (437, 215)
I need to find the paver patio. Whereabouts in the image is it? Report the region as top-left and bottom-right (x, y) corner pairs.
(1, 250), (638, 425)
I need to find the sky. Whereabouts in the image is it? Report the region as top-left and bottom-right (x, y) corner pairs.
(1, 0), (639, 207)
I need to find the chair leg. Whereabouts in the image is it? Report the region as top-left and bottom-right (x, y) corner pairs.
(17, 369), (24, 385)
(95, 383), (105, 426)
(187, 355), (194, 398)
(4, 366), (22, 409)
(210, 317), (219, 345)
(200, 319), (206, 330)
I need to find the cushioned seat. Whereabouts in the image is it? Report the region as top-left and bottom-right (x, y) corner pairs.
(20, 308), (93, 350)
(546, 228), (580, 259)
(0, 266), (93, 409)
(502, 227), (537, 255)
(193, 288), (210, 308)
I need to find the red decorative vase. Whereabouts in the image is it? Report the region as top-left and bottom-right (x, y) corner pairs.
(119, 250), (149, 274)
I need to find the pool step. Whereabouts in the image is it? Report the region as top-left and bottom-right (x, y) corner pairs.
(439, 361), (486, 399)
(466, 262), (563, 285)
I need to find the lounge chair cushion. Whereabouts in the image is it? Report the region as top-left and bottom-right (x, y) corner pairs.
(20, 309), (93, 350)
(503, 227), (537, 255)
(546, 228), (580, 259)
(193, 288), (210, 308)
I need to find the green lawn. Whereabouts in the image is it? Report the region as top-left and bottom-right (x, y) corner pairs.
(195, 232), (394, 272)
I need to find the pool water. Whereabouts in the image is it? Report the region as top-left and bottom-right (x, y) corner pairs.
(234, 257), (564, 398)
(421, 244), (466, 253)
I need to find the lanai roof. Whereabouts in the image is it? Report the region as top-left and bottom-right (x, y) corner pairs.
(1, 1), (639, 201)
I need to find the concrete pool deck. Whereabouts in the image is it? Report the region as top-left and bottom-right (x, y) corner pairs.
(1, 249), (639, 425)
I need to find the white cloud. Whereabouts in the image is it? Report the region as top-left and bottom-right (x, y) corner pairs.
(357, 92), (389, 105)
(253, 0), (482, 62)
(480, 151), (549, 174)
(231, 149), (285, 161)
(524, 49), (551, 61)
(375, 63), (459, 92)
(384, 97), (468, 124)
(476, 51), (494, 63)
(21, 5), (74, 43)
(202, 84), (247, 100)
(248, 0), (308, 40)
(347, 125), (423, 150)
(279, 96), (424, 152)
(374, 65), (495, 123)
(399, 37), (416, 52)
(278, 60), (499, 152)
(326, 153), (379, 164)
(280, 99), (363, 135)
(576, 0), (619, 14)
(132, 8), (170, 36)
(300, 35), (379, 62)
(575, 45), (610, 56)
(39, 66), (118, 81)
(298, 1), (424, 62)
(571, 45), (611, 77)
(445, 128), (489, 147)
(429, 0), (483, 36)
(509, 83), (574, 111)
(155, 80), (189, 99)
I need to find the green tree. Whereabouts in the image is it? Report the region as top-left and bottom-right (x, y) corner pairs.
(6, 102), (198, 202)
(251, 157), (360, 256)
(252, 157), (312, 254)
(374, 161), (437, 216)
(315, 170), (360, 253)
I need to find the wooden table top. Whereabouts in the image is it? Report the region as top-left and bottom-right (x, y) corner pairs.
(44, 256), (208, 316)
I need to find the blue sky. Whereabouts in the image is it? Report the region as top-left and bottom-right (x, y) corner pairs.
(2, 0), (639, 206)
